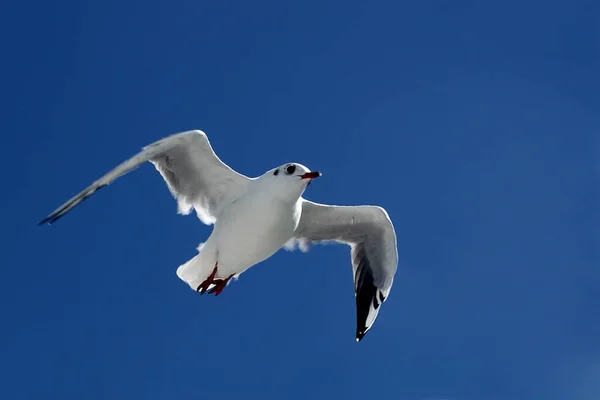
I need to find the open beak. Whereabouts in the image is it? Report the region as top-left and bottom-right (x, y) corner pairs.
(300, 171), (322, 180)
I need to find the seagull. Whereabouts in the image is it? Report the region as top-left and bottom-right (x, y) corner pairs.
(40, 130), (398, 341)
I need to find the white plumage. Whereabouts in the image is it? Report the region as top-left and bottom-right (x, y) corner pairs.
(40, 130), (398, 341)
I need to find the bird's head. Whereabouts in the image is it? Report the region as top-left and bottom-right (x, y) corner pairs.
(259, 162), (321, 202)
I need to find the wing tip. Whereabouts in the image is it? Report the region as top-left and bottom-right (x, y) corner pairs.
(38, 183), (108, 227)
(38, 214), (60, 226)
(38, 213), (59, 226)
(38, 207), (68, 226)
(38, 218), (50, 226)
(356, 330), (368, 342)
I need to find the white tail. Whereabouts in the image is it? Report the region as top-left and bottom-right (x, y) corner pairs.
(176, 243), (218, 291)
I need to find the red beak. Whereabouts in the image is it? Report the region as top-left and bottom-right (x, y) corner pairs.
(300, 171), (322, 180)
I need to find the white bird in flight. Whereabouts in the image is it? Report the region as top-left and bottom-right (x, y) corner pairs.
(40, 130), (398, 341)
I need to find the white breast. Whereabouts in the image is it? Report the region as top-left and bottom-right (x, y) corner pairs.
(211, 190), (301, 276)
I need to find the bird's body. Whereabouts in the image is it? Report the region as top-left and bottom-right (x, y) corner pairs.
(40, 130), (398, 341)
(177, 179), (302, 287)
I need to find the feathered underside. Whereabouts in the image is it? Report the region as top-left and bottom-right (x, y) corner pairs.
(292, 199), (398, 342)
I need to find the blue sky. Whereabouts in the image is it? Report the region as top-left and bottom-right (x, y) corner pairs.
(2, 0), (599, 399)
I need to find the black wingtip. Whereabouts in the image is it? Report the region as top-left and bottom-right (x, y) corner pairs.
(356, 330), (367, 342)
(38, 213), (61, 226)
(38, 216), (53, 226)
(353, 243), (378, 344)
(37, 183), (108, 227)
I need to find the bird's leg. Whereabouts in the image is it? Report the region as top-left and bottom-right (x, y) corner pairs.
(196, 263), (218, 294)
(208, 274), (235, 296)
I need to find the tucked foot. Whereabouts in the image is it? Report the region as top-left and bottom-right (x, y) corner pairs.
(196, 264), (218, 294)
(207, 274), (235, 296)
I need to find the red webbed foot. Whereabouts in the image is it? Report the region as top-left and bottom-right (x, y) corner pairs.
(208, 274), (235, 296)
(196, 264), (218, 294)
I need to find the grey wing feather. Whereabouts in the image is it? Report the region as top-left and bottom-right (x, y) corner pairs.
(292, 199), (398, 341)
(39, 130), (249, 225)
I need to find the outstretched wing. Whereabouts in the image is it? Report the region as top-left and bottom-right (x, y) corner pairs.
(39, 130), (250, 225)
(292, 199), (398, 342)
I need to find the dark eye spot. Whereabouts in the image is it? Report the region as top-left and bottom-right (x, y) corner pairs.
(285, 165), (296, 175)
(273, 169), (279, 176)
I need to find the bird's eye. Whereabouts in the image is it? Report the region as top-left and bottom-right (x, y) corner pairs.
(273, 169), (279, 176)
(285, 165), (296, 175)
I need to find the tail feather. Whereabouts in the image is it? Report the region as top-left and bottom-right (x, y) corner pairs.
(176, 243), (217, 291)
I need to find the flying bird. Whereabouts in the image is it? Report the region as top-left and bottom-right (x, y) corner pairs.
(40, 130), (398, 341)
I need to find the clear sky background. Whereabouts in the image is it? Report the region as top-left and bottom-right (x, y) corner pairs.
(2, 1), (599, 399)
